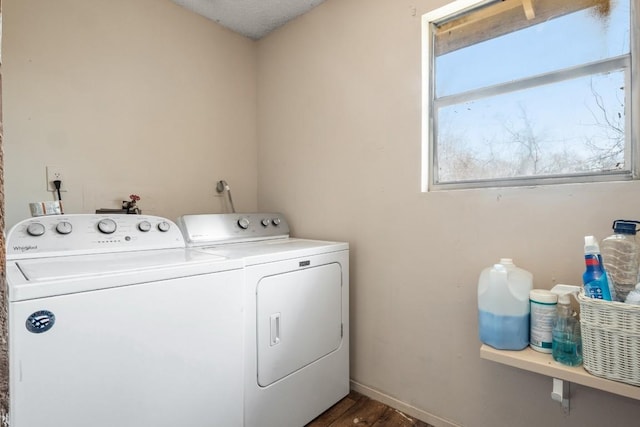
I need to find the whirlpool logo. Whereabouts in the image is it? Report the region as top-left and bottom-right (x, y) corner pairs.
(26, 310), (56, 333)
(13, 245), (38, 252)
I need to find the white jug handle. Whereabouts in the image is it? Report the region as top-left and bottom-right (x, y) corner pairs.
(490, 264), (508, 287)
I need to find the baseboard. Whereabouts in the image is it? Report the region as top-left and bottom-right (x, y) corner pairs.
(349, 380), (460, 427)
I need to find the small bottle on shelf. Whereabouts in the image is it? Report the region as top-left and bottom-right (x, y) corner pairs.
(552, 294), (582, 367)
(583, 236), (612, 301)
(601, 220), (640, 302)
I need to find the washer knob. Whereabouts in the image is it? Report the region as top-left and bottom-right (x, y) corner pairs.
(97, 219), (117, 234)
(271, 217), (281, 226)
(138, 221), (152, 232)
(237, 217), (250, 230)
(261, 219), (270, 227)
(26, 222), (46, 237)
(55, 221), (73, 235)
(157, 221), (171, 232)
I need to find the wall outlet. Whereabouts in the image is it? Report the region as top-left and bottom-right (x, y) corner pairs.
(46, 166), (67, 192)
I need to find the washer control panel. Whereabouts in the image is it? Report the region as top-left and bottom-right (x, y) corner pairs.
(178, 213), (290, 246)
(7, 214), (185, 259)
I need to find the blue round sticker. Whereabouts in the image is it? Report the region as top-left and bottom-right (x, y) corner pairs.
(26, 310), (56, 333)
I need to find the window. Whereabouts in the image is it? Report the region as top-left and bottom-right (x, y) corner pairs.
(421, 0), (637, 190)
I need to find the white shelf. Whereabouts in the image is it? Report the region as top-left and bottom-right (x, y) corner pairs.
(480, 345), (640, 401)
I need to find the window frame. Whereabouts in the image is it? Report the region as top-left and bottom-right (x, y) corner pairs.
(421, 0), (640, 191)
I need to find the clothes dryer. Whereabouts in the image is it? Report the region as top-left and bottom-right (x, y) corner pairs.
(6, 214), (244, 427)
(178, 213), (349, 427)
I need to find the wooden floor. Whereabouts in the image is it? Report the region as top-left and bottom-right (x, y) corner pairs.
(305, 391), (433, 427)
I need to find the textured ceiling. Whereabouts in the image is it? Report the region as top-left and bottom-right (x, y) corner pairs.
(170, 0), (327, 40)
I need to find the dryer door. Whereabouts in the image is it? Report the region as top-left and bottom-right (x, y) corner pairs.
(256, 262), (342, 387)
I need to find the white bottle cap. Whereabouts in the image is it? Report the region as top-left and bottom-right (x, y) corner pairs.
(558, 293), (571, 305)
(550, 284), (581, 296)
(584, 235), (600, 253)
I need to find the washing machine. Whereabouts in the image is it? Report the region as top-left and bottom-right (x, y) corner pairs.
(6, 214), (245, 427)
(177, 213), (349, 427)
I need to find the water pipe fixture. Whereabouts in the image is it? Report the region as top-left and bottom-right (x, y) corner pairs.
(216, 180), (236, 213)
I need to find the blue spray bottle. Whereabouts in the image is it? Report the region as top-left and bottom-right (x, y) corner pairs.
(583, 236), (612, 301)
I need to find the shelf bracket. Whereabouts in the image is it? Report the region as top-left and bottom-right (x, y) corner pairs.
(522, 0), (535, 20)
(551, 378), (570, 414)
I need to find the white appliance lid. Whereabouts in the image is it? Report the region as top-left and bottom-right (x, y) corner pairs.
(14, 248), (227, 282)
(7, 248), (244, 302)
(194, 238), (349, 265)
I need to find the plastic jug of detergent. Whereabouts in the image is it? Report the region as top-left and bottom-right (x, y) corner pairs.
(478, 259), (533, 350)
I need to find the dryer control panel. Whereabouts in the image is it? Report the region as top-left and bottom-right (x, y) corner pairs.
(178, 213), (290, 246)
(7, 214), (185, 259)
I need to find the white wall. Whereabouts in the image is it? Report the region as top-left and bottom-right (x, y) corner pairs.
(257, 0), (640, 425)
(4, 0), (640, 425)
(3, 0), (258, 229)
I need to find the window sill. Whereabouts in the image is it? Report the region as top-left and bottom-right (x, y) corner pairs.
(480, 344), (640, 401)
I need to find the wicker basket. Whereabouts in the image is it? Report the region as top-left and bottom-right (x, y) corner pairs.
(578, 291), (640, 386)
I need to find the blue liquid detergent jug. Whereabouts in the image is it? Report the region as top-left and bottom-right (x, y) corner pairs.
(478, 259), (533, 350)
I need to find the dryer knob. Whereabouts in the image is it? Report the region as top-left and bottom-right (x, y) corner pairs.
(261, 219), (270, 227)
(55, 221), (73, 235)
(271, 217), (281, 226)
(26, 222), (46, 237)
(237, 217), (250, 230)
(138, 221), (152, 232)
(97, 219), (117, 234)
(157, 221), (171, 232)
